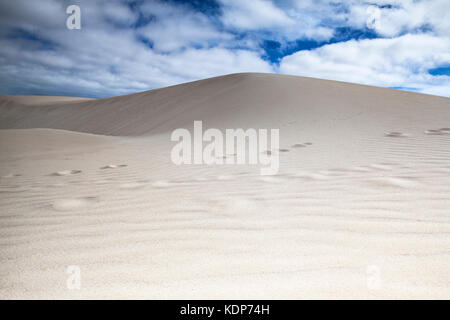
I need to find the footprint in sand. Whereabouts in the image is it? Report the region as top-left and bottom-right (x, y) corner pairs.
(48, 183), (66, 188)
(292, 142), (313, 148)
(1, 173), (22, 178)
(424, 128), (450, 135)
(52, 197), (97, 211)
(385, 132), (409, 138)
(52, 170), (82, 176)
(261, 149), (290, 155)
(101, 164), (128, 169)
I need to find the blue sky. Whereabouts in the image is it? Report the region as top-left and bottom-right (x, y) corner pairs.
(0, 0), (449, 98)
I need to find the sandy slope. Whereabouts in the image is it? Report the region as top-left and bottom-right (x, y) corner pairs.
(0, 73), (450, 299)
(0, 95), (95, 106)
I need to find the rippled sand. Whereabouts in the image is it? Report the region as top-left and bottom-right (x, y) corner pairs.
(1, 73), (449, 299)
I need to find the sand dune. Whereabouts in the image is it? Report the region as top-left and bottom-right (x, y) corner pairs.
(2, 73), (449, 137)
(0, 73), (450, 299)
(0, 95), (94, 106)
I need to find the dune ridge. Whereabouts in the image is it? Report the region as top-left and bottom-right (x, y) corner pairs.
(1, 73), (449, 136)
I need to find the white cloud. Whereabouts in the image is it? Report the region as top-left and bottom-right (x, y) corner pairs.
(0, 0), (448, 98)
(219, 0), (294, 30)
(138, 1), (232, 52)
(0, 0), (272, 97)
(218, 0), (336, 41)
(103, 2), (137, 26)
(287, 0), (450, 40)
(342, 0), (450, 37)
(279, 34), (450, 96)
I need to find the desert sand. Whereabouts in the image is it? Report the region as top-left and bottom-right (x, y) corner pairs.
(0, 73), (449, 299)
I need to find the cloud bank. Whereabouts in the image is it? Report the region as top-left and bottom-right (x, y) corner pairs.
(0, 0), (448, 98)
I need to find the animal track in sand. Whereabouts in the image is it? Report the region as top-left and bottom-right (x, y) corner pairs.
(292, 142), (313, 148)
(52, 197), (97, 211)
(1, 173), (22, 178)
(100, 164), (128, 169)
(47, 183), (66, 188)
(261, 148), (290, 155)
(424, 128), (450, 135)
(52, 170), (82, 176)
(385, 132), (409, 138)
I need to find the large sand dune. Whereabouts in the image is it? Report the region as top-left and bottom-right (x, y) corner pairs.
(0, 73), (449, 299)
